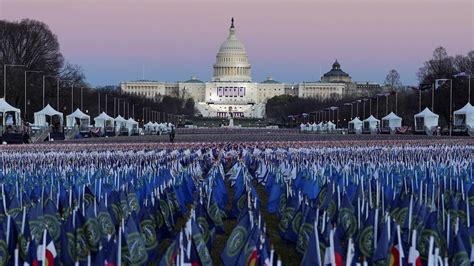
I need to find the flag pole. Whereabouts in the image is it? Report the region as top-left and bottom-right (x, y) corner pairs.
(42, 229), (47, 266)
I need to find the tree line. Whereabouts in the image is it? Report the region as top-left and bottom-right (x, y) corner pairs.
(0, 19), (194, 124)
(266, 47), (474, 128)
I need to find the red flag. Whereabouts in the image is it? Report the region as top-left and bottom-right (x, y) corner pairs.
(389, 245), (401, 266)
(247, 247), (258, 266)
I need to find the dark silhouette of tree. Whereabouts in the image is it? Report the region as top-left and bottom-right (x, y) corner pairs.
(183, 98), (195, 116)
(384, 69), (402, 90)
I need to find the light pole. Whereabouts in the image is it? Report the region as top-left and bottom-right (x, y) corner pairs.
(435, 79), (453, 135)
(124, 101), (128, 118)
(81, 87), (84, 110)
(431, 83), (435, 112)
(143, 107), (148, 123)
(369, 97), (373, 115)
(42, 75), (58, 108)
(98, 93), (101, 115)
(330, 106), (339, 127)
(114, 97), (120, 116)
(453, 73), (472, 103)
(354, 101), (359, 118)
(127, 102), (130, 118)
(376, 94), (380, 118)
(418, 87), (422, 112)
(70, 83), (75, 113)
(362, 99), (368, 119)
(344, 103), (353, 120)
(3, 64), (25, 100)
(122, 101), (128, 118)
(24, 70), (42, 118)
(395, 91), (398, 114)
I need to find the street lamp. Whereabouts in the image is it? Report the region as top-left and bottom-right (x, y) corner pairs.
(362, 99), (368, 119)
(98, 92), (101, 115)
(24, 70), (42, 118)
(70, 82), (75, 113)
(435, 79), (453, 136)
(344, 102), (353, 120)
(353, 101), (359, 118)
(3, 64), (25, 99)
(115, 98), (119, 117)
(105, 94), (108, 114)
(329, 106), (338, 127)
(81, 87), (84, 110)
(143, 107), (149, 124)
(453, 72), (472, 103)
(42, 75), (59, 108)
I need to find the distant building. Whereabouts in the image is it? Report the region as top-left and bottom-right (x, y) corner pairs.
(321, 60), (352, 83)
(355, 81), (382, 90)
(298, 82), (345, 100)
(120, 18), (374, 118)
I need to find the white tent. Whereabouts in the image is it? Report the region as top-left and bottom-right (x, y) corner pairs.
(315, 122), (323, 132)
(299, 123), (308, 132)
(363, 115), (380, 133)
(153, 122), (160, 131)
(453, 102), (474, 129)
(309, 122), (317, 132)
(127, 117), (138, 130)
(126, 118), (139, 134)
(34, 104), (63, 127)
(414, 108), (439, 132)
(326, 121), (336, 131)
(114, 115), (128, 133)
(382, 112), (402, 132)
(94, 112), (114, 129)
(66, 108), (90, 128)
(320, 122), (328, 131)
(114, 115), (127, 126)
(144, 121), (154, 131)
(348, 117), (363, 133)
(0, 98), (21, 126)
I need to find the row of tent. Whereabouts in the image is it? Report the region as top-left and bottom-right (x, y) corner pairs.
(34, 106), (141, 132)
(0, 99), (173, 136)
(300, 121), (336, 132)
(302, 102), (474, 135)
(348, 113), (401, 134)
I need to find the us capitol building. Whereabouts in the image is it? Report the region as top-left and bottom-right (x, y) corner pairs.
(121, 18), (377, 118)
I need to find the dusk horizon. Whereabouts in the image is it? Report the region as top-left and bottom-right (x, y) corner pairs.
(1, 0), (473, 86)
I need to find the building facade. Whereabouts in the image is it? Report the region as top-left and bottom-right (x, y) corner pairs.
(120, 19), (366, 118)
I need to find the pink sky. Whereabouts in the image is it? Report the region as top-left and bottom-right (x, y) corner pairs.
(1, 0), (473, 86)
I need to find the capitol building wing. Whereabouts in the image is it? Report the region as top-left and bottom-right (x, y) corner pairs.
(120, 18), (353, 119)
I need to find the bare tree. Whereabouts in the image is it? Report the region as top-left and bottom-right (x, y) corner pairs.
(1, 19), (65, 110)
(384, 69), (402, 90)
(417, 46), (456, 84)
(0, 19), (63, 71)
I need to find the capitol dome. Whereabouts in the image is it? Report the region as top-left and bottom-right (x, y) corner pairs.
(212, 18), (252, 82)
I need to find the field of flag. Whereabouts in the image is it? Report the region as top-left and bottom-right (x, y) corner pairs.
(0, 139), (473, 265)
